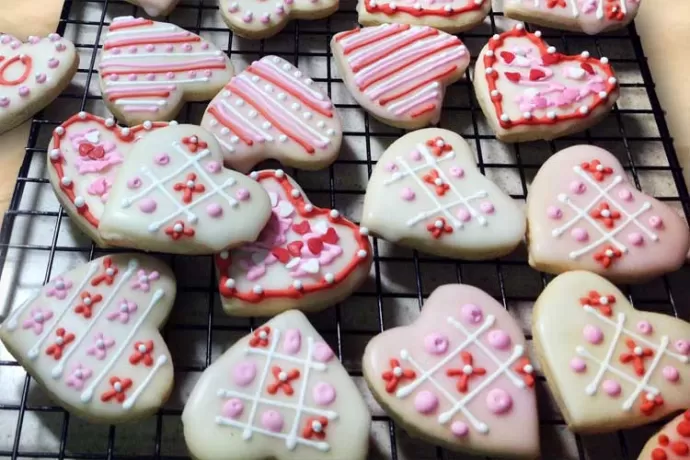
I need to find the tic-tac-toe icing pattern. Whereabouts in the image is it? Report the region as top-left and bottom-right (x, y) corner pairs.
(0, 33), (77, 135)
(215, 170), (372, 316)
(47, 112), (171, 246)
(527, 145), (690, 282)
(331, 25), (470, 128)
(182, 310), (370, 460)
(505, 0), (641, 35)
(638, 410), (690, 460)
(362, 129), (525, 259)
(98, 125), (271, 254)
(363, 285), (539, 457)
(0, 255), (176, 422)
(98, 16), (234, 125)
(201, 56), (342, 173)
(533, 271), (690, 432)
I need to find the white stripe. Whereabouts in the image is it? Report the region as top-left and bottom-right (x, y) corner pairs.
(348, 27), (428, 66)
(220, 99), (273, 142)
(114, 99), (167, 106)
(623, 336), (668, 410)
(105, 77), (210, 87)
(101, 51), (223, 61)
(338, 24), (395, 49)
(583, 312), (626, 395)
(122, 354), (169, 410)
(263, 58), (325, 101)
(106, 25), (177, 38)
(386, 82), (439, 113)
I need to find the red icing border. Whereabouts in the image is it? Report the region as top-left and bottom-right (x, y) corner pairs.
(364, 0), (485, 17)
(483, 25), (618, 129)
(216, 170), (371, 304)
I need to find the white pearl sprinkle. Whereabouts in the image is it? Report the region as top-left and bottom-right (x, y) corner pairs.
(324, 273), (335, 284)
(330, 209), (339, 219)
(74, 196), (85, 207)
(275, 169), (285, 178)
(49, 149), (61, 159)
(357, 249), (368, 258)
(253, 285), (263, 295)
(105, 118), (115, 127)
(224, 278), (235, 289)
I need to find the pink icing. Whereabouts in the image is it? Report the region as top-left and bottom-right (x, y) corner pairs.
(486, 388), (512, 414)
(261, 410), (284, 432)
(487, 329), (511, 350)
(128, 74), (137, 81)
(127, 177), (142, 189)
(451, 421), (469, 437)
(222, 398), (244, 418)
(571, 228), (589, 242)
(628, 232), (644, 246)
(410, 150), (422, 161)
(449, 166), (464, 178)
(145, 44), (155, 52)
(423, 333), (449, 355)
(461, 304), (483, 325)
(206, 161), (221, 173)
(569, 181), (586, 194)
(675, 340), (690, 355)
(602, 379), (621, 397)
(547, 206), (562, 219)
(385, 162), (397, 172)
(312, 381), (336, 406)
(154, 153), (170, 165)
(456, 207), (471, 222)
(0, 97), (9, 107)
(147, 73), (155, 81)
(313, 341), (334, 362)
(400, 187), (415, 201)
(618, 188), (633, 201)
(283, 329), (301, 354)
(36, 73), (47, 84)
(414, 390), (439, 414)
(18, 86), (30, 97)
(663, 366), (680, 382)
(649, 216), (663, 229)
(138, 198), (157, 213)
(570, 357), (586, 372)
(480, 202), (495, 214)
(236, 188), (250, 201)
(636, 321), (653, 335)
(583, 324), (603, 344)
(206, 203), (223, 217)
(232, 360), (256, 386)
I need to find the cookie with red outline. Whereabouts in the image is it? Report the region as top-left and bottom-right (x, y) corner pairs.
(638, 410), (690, 460)
(474, 24), (619, 143)
(215, 169), (372, 316)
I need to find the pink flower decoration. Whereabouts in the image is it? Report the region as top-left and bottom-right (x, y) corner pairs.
(22, 307), (54, 334)
(46, 276), (72, 299)
(131, 269), (160, 292)
(65, 363), (92, 390)
(86, 333), (115, 360)
(87, 177), (112, 203)
(106, 299), (137, 324)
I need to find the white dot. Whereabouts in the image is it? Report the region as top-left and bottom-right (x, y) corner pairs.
(55, 126), (65, 136)
(324, 273), (335, 284)
(293, 280), (303, 290)
(224, 278), (235, 289)
(275, 169), (285, 178)
(434, 220), (443, 229)
(330, 209), (339, 219)
(291, 189), (300, 198)
(579, 106), (589, 115)
(143, 120), (152, 130)
(393, 367), (403, 377)
(581, 51), (590, 58)
(463, 365), (473, 375)
(105, 118), (115, 127)
(357, 249), (367, 258)
(49, 149), (61, 159)
(253, 285), (263, 294)
(600, 57), (609, 64)
(547, 46), (556, 54)
(121, 128), (130, 137)
(360, 227), (369, 235)
(61, 176), (72, 186)
(173, 223), (183, 232)
(220, 251), (229, 260)
(74, 196), (85, 207)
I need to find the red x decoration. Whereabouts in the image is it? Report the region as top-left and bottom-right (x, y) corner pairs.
(422, 169), (449, 196)
(446, 351), (486, 393)
(425, 137), (452, 157)
(579, 290), (615, 316)
(45, 328), (75, 360)
(302, 416), (329, 440)
(249, 326), (271, 347)
(546, 0), (566, 7)
(640, 392), (664, 416)
(381, 358), (416, 393)
(605, 0), (625, 20)
(100, 376), (133, 403)
(582, 159), (613, 182)
(129, 340), (154, 366)
(91, 257), (118, 286)
(74, 291), (103, 318)
(267, 366), (300, 395)
(165, 221), (195, 240)
(590, 202), (621, 228)
(514, 357), (536, 388)
(427, 218), (453, 239)
(78, 142), (105, 160)
(620, 339), (654, 376)
(173, 173), (205, 204)
(594, 245), (622, 268)
(182, 135), (208, 153)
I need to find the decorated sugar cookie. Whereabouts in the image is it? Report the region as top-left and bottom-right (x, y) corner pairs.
(331, 25), (470, 129)
(638, 410), (690, 460)
(361, 129), (525, 259)
(0, 33), (78, 135)
(215, 170), (372, 316)
(357, 0), (492, 34)
(125, 0), (180, 16)
(182, 310), (371, 460)
(363, 284), (540, 458)
(474, 24), (619, 143)
(219, 0), (339, 40)
(504, 0), (641, 35)
(533, 271), (690, 433)
(98, 125), (272, 254)
(47, 112), (172, 246)
(0, 254), (176, 423)
(201, 56), (342, 173)
(98, 16), (234, 126)
(527, 145), (690, 283)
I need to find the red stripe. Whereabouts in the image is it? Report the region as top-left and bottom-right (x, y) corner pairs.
(334, 28), (361, 43)
(378, 65), (457, 105)
(351, 28), (438, 73)
(342, 24), (410, 55)
(410, 103), (436, 118)
(108, 91), (171, 102)
(103, 35), (200, 50)
(109, 19), (153, 32)
(101, 62), (227, 77)
(207, 106), (254, 146)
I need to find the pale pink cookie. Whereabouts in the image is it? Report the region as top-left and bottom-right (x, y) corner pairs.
(182, 310), (370, 460)
(527, 145), (689, 283)
(357, 0), (492, 34)
(474, 24), (619, 143)
(220, 0), (339, 40)
(201, 56), (342, 173)
(505, 0), (642, 35)
(0, 32), (78, 135)
(125, 0), (180, 16)
(98, 125), (272, 254)
(363, 284), (539, 458)
(362, 129), (525, 259)
(98, 16), (234, 126)
(0, 254), (176, 423)
(533, 271), (690, 433)
(331, 25), (470, 129)
(637, 410), (690, 459)
(215, 169), (372, 316)
(47, 112), (172, 246)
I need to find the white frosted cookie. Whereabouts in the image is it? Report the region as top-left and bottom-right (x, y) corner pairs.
(331, 24), (470, 129)
(362, 129), (525, 259)
(533, 271), (690, 433)
(215, 169), (372, 316)
(219, 0), (339, 40)
(46, 112), (172, 247)
(357, 0), (492, 34)
(182, 310), (370, 460)
(98, 125), (272, 254)
(363, 284), (540, 458)
(125, 0), (180, 16)
(98, 16), (234, 126)
(527, 145), (690, 283)
(637, 410), (690, 460)
(474, 24), (619, 143)
(504, 0), (641, 35)
(0, 254), (176, 423)
(0, 33), (78, 135)
(200, 56), (342, 173)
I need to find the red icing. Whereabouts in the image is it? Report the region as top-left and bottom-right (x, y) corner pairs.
(302, 416), (329, 439)
(647, 411), (690, 459)
(337, 24), (411, 55)
(103, 34), (200, 50)
(620, 339), (654, 376)
(582, 159), (614, 181)
(74, 291), (103, 318)
(422, 169), (449, 196)
(427, 217), (453, 239)
(640, 393), (663, 416)
(100, 376), (133, 403)
(91, 256), (118, 286)
(381, 358), (416, 393)
(173, 173), (205, 204)
(108, 18), (153, 32)
(45, 328), (75, 359)
(652, 448), (668, 460)
(593, 244), (622, 268)
(0, 54), (32, 86)
(249, 326), (271, 347)
(267, 366), (300, 395)
(364, 0), (485, 18)
(165, 220), (195, 240)
(446, 351), (486, 392)
(579, 290), (615, 316)
(425, 137), (452, 156)
(182, 135), (208, 152)
(206, 106), (254, 146)
(590, 202), (621, 228)
(514, 357), (536, 387)
(129, 340), (154, 366)
(546, 0), (566, 7)
(378, 65), (457, 106)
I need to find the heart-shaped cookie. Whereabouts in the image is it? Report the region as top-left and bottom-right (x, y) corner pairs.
(357, 0), (492, 34)
(200, 56), (342, 173)
(47, 112), (172, 246)
(0, 254), (176, 423)
(331, 24), (470, 129)
(527, 145), (689, 283)
(98, 16), (234, 126)
(182, 310), (370, 460)
(125, 0), (179, 16)
(363, 284), (540, 457)
(219, 0), (339, 40)
(0, 33), (78, 135)
(638, 410), (690, 459)
(362, 128), (525, 259)
(99, 125), (272, 254)
(533, 270), (690, 433)
(215, 169), (372, 316)
(474, 24), (619, 142)
(504, 0), (641, 35)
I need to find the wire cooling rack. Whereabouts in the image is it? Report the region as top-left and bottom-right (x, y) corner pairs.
(1, 0), (689, 459)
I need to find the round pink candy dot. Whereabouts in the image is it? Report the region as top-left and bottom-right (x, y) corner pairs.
(222, 398), (244, 418)
(55, 42), (66, 51)
(138, 198), (157, 213)
(450, 166), (464, 178)
(48, 58), (59, 68)
(649, 216), (663, 229)
(236, 188), (250, 201)
(480, 202), (494, 214)
(675, 340), (690, 355)
(166, 72), (175, 79)
(400, 187), (415, 201)
(663, 366), (680, 382)
(570, 357), (586, 373)
(547, 206), (562, 219)
(204, 69), (212, 77)
(0, 35), (10, 44)
(583, 324), (604, 344)
(155, 153), (170, 165)
(451, 421), (468, 437)
(261, 410), (284, 432)
(35, 73), (47, 84)
(0, 97), (9, 108)
(570, 181), (586, 194)
(166, 44), (174, 52)
(602, 379), (621, 397)
(456, 207), (471, 222)
(18, 86), (30, 97)
(232, 361), (256, 386)
(424, 333), (449, 355)
(486, 388), (512, 414)
(618, 188), (633, 201)
(312, 382), (336, 406)
(183, 43), (193, 52)
(571, 227), (589, 242)
(128, 46), (137, 54)
(188, 71), (197, 78)
(201, 42), (210, 50)
(127, 177), (142, 189)
(206, 203), (223, 217)
(145, 44), (155, 52)
(128, 74), (137, 81)
(461, 304), (483, 325)
(628, 232), (644, 246)
(637, 320), (653, 335)
(410, 150), (422, 161)
(414, 390), (439, 414)
(487, 329), (511, 350)
(109, 74), (119, 81)
(146, 73), (155, 81)
(312, 341), (334, 362)
(111, 48), (121, 55)
(385, 162), (397, 172)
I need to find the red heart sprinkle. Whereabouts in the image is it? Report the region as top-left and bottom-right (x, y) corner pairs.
(307, 238), (324, 255)
(78, 143), (94, 157)
(529, 69), (546, 81)
(287, 241), (304, 257)
(504, 72), (521, 83)
(499, 51), (515, 64)
(292, 221), (311, 235)
(321, 227), (339, 244)
(271, 248), (290, 264)
(581, 62), (595, 75)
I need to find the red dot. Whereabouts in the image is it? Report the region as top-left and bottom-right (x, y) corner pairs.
(678, 421), (690, 437)
(660, 434), (670, 446)
(685, 409), (690, 421)
(671, 441), (689, 455)
(652, 447), (668, 460)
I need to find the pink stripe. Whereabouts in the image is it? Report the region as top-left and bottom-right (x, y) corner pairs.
(392, 90), (439, 115)
(99, 57), (225, 70)
(109, 18), (151, 30)
(104, 85), (177, 95)
(122, 105), (160, 112)
(215, 101), (267, 143)
(340, 25), (404, 53)
(104, 32), (191, 48)
(252, 61), (332, 112)
(348, 28), (432, 69)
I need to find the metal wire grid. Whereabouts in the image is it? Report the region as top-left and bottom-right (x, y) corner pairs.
(0, 0), (688, 459)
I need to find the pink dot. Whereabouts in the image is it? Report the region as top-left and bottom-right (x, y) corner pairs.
(312, 341), (334, 362)
(206, 161), (221, 173)
(111, 48), (121, 55)
(146, 73), (155, 81)
(449, 166), (464, 178)
(18, 86), (30, 97)
(384, 162), (397, 172)
(628, 232), (644, 246)
(570, 357), (586, 373)
(414, 390), (439, 414)
(618, 188), (633, 201)
(570, 181), (586, 194)
(232, 361), (256, 386)
(675, 340), (690, 355)
(0, 35), (10, 44)
(637, 321), (653, 335)
(145, 44), (155, 52)
(138, 198), (157, 213)
(35, 73), (47, 84)
(222, 398), (244, 418)
(313, 382), (336, 406)
(487, 329), (511, 350)
(480, 202), (494, 214)
(188, 71), (197, 78)
(485, 388), (512, 414)
(155, 153), (169, 165)
(206, 203), (223, 217)
(547, 206), (562, 220)
(236, 188), (250, 201)
(663, 366), (679, 382)
(128, 46), (137, 54)
(283, 329), (301, 354)
(456, 207), (471, 222)
(128, 74), (137, 81)
(450, 421), (469, 437)
(127, 177), (142, 189)
(424, 333), (449, 355)
(166, 72), (175, 79)
(410, 150), (422, 161)
(261, 410), (284, 432)
(0, 97), (9, 107)
(461, 304), (483, 325)
(183, 43), (193, 52)
(204, 70), (212, 77)
(571, 228), (589, 242)
(166, 44), (174, 52)
(583, 324), (603, 344)
(649, 216), (663, 229)
(602, 379), (621, 397)
(400, 187), (415, 201)
(48, 58), (59, 69)
(109, 75), (119, 81)
(201, 42), (210, 50)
